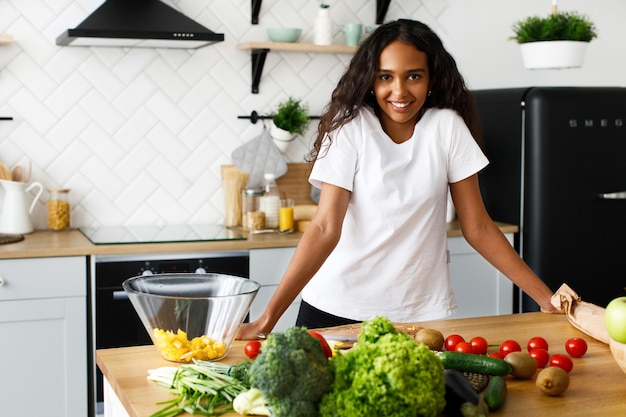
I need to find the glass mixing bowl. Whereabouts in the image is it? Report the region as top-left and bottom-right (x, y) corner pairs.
(122, 273), (260, 362)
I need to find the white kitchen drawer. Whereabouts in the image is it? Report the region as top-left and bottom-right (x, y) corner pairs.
(0, 257), (86, 301)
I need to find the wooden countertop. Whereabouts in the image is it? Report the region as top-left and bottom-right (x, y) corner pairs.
(96, 312), (625, 416)
(0, 221), (517, 259)
(0, 229), (303, 259)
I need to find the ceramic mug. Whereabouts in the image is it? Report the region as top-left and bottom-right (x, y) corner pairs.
(342, 23), (363, 47)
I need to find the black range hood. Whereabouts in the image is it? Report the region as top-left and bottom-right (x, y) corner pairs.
(56, 0), (224, 49)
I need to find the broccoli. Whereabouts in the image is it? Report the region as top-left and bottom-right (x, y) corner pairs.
(319, 316), (446, 417)
(229, 360), (253, 387)
(247, 326), (334, 417)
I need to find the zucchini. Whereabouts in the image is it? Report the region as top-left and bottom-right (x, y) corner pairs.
(438, 351), (512, 376)
(483, 375), (507, 411)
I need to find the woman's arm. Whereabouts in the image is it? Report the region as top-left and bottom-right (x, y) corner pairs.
(450, 174), (558, 313)
(236, 182), (352, 339)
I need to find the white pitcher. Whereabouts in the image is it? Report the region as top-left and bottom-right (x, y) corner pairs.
(0, 179), (44, 234)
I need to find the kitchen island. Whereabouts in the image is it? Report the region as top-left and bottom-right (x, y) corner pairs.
(97, 312), (625, 416)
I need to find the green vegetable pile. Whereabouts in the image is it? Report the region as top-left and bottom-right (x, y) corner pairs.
(319, 316), (446, 417)
(147, 361), (250, 417)
(239, 326), (334, 417)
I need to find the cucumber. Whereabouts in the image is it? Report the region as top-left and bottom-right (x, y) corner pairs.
(483, 375), (507, 411)
(438, 351), (512, 376)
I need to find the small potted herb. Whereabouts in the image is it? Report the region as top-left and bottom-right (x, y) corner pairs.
(511, 9), (597, 69)
(269, 97), (309, 152)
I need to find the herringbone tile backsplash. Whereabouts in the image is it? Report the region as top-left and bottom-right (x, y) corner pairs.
(0, 0), (445, 229)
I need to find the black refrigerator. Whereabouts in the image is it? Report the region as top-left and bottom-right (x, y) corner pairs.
(474, 87), (626, 312)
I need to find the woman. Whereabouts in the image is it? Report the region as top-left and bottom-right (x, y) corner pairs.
(238, 19), (557, 339)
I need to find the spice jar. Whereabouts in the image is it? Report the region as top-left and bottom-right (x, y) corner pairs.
(48, 188), (71, 230)
(242, 188), (265, 232)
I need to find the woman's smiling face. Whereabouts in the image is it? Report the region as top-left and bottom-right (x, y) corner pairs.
(373, 40), (430, 143)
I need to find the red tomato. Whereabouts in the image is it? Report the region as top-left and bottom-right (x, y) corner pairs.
(565, 337), (588, 358)
(527, 336), (549, 352)
(469, 336), (489, 355)
(244, 340), (262, 359)
(529, 348), (550, 368)
(499, 340), (522, 356)
(455, 341), (475, 354)
(445, 334), (465, 351)
(489, 351), (505, 360)
(550, 354), (574, 373)
(308, 331), (333, 358)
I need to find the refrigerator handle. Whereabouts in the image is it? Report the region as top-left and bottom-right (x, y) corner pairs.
(598, 191), (626, 200)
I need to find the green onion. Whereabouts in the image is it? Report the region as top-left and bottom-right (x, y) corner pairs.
(147, 361), (249, 417)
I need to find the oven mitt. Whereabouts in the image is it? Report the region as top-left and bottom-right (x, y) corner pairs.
(550, 283), (610, 344)
(231, 130), (287, 189)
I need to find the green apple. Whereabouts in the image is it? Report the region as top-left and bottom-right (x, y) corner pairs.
(605, 296), (626, 343)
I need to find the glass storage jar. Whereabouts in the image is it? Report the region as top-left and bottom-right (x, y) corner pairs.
(47, 188), (71, 230)
(242, 188), (265, 232)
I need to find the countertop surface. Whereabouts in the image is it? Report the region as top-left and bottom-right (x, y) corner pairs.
(97, 312), (625, 416)
(0, 221), (518, 259)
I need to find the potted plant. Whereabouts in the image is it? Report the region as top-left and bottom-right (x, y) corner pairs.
(511, 9), (597, 69)
(269, 97), (309, 152)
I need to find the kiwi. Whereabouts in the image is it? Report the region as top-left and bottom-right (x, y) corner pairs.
(536, 366), (570, 396)
(504, 351), (538, 379)
(414, 328), (445, 351)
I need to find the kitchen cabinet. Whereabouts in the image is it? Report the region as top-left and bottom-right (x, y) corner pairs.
(448, 234), (514, 318)
(249, 247), (299, 330)
(0, 256), (88, 417)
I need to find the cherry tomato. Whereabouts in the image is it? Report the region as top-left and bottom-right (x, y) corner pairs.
(469, 336), (489, 355)
(489, 351), (505, 360)
(529, 348), (550, 368)
(445, 334), (465, 351)
(565, 337), (588, 358)
(550, 354), (574, 373)
(499, 339), (522, 356)
(527, 336), (549, 352)
(455, 341), (475, 354)
(308, 331), (333, 358)
(244, 340), (262, 359)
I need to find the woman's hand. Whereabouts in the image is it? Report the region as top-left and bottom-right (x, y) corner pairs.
(237, 320), (271, 340)
(540, 304), (563, 314)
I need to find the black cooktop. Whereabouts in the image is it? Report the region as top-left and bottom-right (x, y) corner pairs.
(79, 224), (246, 245)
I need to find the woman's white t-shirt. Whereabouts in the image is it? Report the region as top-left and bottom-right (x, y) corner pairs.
(304, 106), (489, 322)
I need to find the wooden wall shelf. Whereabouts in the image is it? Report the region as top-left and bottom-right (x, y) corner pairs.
(237, 42), (356, 54)
(236, 42), (357, 93)
(0, 34), (13, 45)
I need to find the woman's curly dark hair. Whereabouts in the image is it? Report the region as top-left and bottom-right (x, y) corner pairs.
(307, 19), (481, 162)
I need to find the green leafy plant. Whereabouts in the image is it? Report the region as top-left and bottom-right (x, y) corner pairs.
(511, 12), (597, 44)
(272, 97), (309, 135)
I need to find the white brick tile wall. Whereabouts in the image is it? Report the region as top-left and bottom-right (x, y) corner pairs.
(3, 0), (621, 229)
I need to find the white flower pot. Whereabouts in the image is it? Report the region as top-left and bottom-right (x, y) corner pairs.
(269, 121), (297, 153)
(519, 41), (589, 70)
